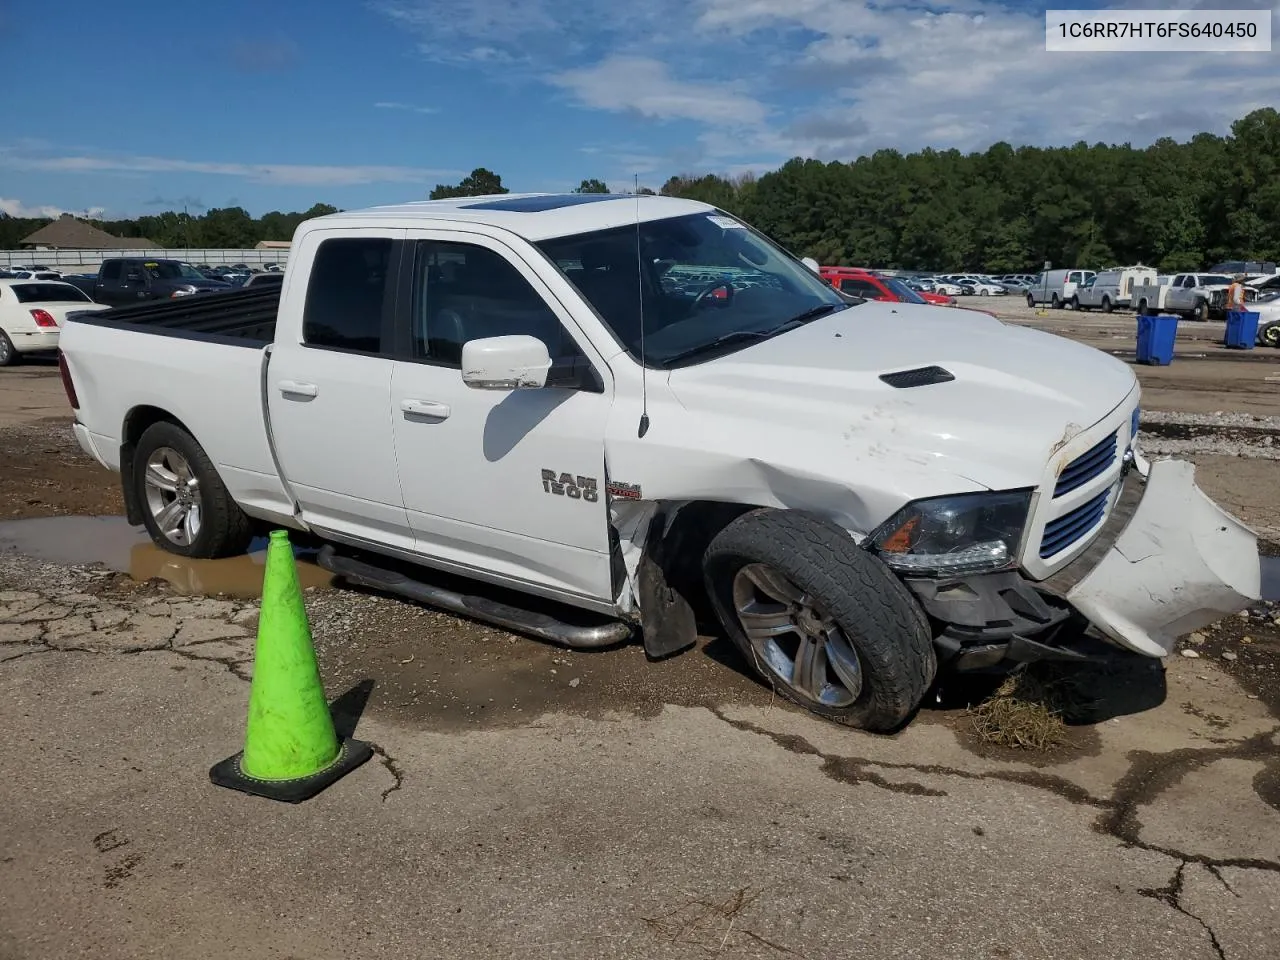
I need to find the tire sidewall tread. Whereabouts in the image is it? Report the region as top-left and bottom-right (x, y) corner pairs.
(703, 508), (936, 732)
(132, 421), (253, 559)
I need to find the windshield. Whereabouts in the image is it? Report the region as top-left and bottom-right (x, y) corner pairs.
(142, 261), (206, 280)
(11, 282), (90, 303)
(879, 277), (927, 304)
(537, 211), (848, 367)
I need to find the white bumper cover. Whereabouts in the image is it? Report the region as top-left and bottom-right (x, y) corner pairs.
(1065, 458), (1261, 657)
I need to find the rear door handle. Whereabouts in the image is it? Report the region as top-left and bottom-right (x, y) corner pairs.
(401, 399), (450, 419)
(278, 380), (318, 398)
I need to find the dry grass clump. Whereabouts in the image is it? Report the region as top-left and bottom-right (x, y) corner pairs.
(968, 668), (1072, 751)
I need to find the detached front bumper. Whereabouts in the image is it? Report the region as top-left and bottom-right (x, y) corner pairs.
(1058, 458), (1261, 657)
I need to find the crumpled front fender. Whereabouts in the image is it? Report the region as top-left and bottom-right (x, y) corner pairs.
(1066, 458), (1261, 657)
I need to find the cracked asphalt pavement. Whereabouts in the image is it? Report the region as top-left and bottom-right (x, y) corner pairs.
(2, 551), (1278, 960)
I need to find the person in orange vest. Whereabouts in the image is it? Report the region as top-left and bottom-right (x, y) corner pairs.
(1225, 274), (1248, 315)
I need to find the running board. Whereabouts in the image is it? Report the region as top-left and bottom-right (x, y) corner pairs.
(315, 545), (633, 650)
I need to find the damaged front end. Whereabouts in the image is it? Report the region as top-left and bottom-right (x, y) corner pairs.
(888, 457), (1262, 671)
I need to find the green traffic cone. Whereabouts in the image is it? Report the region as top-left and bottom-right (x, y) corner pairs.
(210, 530), (372, 803)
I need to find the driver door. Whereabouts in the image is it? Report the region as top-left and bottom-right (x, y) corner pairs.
(387, 231), (617, 605)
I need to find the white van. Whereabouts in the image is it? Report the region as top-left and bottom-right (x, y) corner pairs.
(1025, 268), (1097, 308)
(1072, 266), (1157, 312)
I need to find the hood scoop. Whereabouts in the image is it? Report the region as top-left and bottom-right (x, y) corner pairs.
(879, 365), (956, 389)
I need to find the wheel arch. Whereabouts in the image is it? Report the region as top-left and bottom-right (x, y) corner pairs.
(119, 405), (197, 526)
(630, 499), (863, 659)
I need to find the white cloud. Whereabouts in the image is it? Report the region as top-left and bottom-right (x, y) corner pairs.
(549, 55), (767, 126)
(0, 197), (106, 219)
(0, 147), (460, 187)
(375, 0), (1280, 174)
(374, 101), (439, 114)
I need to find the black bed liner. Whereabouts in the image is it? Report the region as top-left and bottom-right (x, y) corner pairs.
(69, 287), (280, 344)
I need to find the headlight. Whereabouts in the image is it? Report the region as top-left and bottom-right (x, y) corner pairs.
(170, 287), (198, 298)
(868, 490), (1032, 577)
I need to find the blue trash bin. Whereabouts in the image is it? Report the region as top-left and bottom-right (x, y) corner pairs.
(1136, 314), (1178, 365)
(1225, 310), (1260, 349)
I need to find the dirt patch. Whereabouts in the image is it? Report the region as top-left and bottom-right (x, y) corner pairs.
(307, 582), (774, 732)
(0, 417), (122, 520)
(1192, 600), (1280, 716)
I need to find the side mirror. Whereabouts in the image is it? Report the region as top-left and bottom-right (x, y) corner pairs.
(461, 335), (551, 390)
(800, 256), (821, 274)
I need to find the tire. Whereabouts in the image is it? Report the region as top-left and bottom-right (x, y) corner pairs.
(1260, 320), (1280, 348)
(1137, 299), (1149, 316)
(132, 421), (254, 559)
(1101, 297), (1113, 314)
(1051, 294), (1062, 309)
(1025, 293), (1035, 308)
(979, 289), (989, 297)
(703, 509), (936, 732)
(1193, 299), (1209, 322)
(0, 330), (20, 367)
(1070, 296), (1081, 311)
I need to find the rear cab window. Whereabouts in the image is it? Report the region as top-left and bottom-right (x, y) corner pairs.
(301, 237), (394, 354)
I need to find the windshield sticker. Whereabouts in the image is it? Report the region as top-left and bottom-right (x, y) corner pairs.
(706, 215), (743, 230)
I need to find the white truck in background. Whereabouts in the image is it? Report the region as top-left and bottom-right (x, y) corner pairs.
(55, 195), (1263, 732)
(1132, 272), (1234, 321)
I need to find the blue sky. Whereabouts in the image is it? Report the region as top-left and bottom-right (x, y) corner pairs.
(1, 0), (1277, 219)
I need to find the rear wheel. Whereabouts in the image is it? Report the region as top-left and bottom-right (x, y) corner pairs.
(132, 421), (254, 559)
(0, 331), (19, 367)
(1137, 298), (1149, 316)
(1101, 297), (1113, 313)
(1259, 320), (1280, 348)
(703, 509), (935, 732)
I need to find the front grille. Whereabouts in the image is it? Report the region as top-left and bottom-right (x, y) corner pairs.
(1040, 489), (1110, 559)
(1054, 431), (1118, 497)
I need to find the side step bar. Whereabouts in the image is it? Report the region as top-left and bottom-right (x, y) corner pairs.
(315, 545), (633, 650)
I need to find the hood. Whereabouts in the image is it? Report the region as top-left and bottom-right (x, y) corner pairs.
(665, 301), (1138, 492)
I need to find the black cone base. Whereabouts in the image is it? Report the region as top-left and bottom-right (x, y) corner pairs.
(209, 737), (375, 804)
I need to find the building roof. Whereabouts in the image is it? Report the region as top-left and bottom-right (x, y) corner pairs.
(20, 214), (159, 250)
(314, 193), (713, 242)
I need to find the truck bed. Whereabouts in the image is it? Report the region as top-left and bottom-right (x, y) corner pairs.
(77, 286), (280, 343)
(59, 286), (296, 529)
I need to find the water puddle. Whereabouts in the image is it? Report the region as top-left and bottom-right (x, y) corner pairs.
(0, 515), (333, 598)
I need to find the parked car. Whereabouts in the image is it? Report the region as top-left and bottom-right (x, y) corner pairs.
(921, 277), (964, 296)
(11, 270), (63, 281)
(240, 272), (284, 289)
(75, 258), (233, 306)
(0, 279), (110, 366)
(1071, 266), (1157, 312)
(944, 275), (1006, 296)
(1026, 269), (1097, 308)
(820, 267), (957, 306)
(57, 194), (1261, 732)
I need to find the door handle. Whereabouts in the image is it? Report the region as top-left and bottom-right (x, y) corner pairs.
(401, 399), (450, 419)
(278, 380), (318, 398)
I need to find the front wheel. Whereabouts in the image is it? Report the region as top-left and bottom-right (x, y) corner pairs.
(1071, 296), (1081, 310)
(703, 509), (936, 732)
(1194, 300), (1209, 322)
(1259, 320), (1280, 348)
(1025, 293), (1035, 308)
(132, 421), (254, 558)
(1051, 294), (1062, 309)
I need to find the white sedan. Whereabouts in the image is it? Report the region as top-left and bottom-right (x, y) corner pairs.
(0, 279), (110, 366)
(921, 277), (965, 296)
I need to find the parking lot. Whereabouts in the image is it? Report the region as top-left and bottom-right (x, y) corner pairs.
(2, 310), (1278, 960)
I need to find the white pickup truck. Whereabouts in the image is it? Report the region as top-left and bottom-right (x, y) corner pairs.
(1132, 272), (1234, 321)
(57, 195), (1262, 731)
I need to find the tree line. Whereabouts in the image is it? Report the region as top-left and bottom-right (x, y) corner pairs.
(4, 108), (1276, 271)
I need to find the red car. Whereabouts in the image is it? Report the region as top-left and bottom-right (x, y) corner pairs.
(819, 267), (956, 306)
